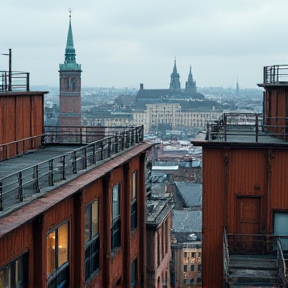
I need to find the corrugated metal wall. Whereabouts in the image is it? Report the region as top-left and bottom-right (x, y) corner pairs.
(202, 145), (288, 287)
(0, 93), (44, 160)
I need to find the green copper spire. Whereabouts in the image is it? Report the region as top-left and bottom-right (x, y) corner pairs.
(59, 12), (81, 71)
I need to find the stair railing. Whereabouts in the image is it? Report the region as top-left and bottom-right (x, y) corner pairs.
(277, 239), (288, 287)
(223, 227), (231, 283)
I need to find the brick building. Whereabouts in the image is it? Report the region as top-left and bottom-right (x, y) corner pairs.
(0, 74), (152, 287)
(59, 14), (82, 127)
(146, 199), (174, 288)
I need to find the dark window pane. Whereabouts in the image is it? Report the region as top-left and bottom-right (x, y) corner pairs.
(84, 205), (91, 244)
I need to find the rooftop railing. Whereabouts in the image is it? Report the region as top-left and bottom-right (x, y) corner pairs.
(263, 65), (288, 84)
(0, 125), (144, 212)
(206, 113), (288, 143)
(0, 71), (30, 92)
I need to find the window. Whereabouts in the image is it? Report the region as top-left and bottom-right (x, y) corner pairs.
(47, 222), (69, 288)
(85, 199), (100, 280)
(197, 277), (202, 283)
(184, 265), (187, 272)
(191, 264), (194, 271)
(191, 252), (196, 258)
(190, 278), (194, 284)
(131, 259), (137, 287)
(112, 183), (121, 251)
(131, 171), (137, 230)
(198, 264), (202, 271)
(184, 252), (187, 258)
(0, 252), (28, 288)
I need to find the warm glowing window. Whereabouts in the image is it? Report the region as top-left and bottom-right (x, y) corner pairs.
(47, 222), (69, 288)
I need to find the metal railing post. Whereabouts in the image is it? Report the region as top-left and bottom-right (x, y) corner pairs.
(49, 159), (54, 186)
(62, 156), (66, 180)
(18, 171), (23, 201)
(0, 182), (3, 211)
(72, 151), (77, 174)
(93, 144), (96, 164)
(34, 165), (40, 193)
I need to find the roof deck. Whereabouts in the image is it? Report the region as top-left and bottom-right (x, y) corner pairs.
(259, 64), (288, 87)
(194, 113), (288, 147)
(0, 125), (144, 216)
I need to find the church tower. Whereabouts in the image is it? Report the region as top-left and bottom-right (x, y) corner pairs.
(59, 12), (82, 126)
(169, 58), (181, 90)
(185, 65), (197, 93)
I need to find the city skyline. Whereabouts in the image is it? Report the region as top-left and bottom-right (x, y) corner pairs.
(1, 0), (288, 89)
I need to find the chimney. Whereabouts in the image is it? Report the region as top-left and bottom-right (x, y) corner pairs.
(140, 83), (143, 90)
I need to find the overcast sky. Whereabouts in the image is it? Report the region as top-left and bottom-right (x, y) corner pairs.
(1, 0), (288, 89)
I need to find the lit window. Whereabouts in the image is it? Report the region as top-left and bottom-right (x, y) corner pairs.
(0, 252), (28, 288)
(131, 171), (137, 230)
(85, 199), (100, 280)
(112, 183), (121, 251)
(47, 222), (69, 288)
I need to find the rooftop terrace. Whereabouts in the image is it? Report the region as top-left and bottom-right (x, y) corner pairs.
(200, 113), (288, 146)
(0, 125), (144, 216)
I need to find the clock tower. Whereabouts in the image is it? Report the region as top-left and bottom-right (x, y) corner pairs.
(59, 13), (82, 126)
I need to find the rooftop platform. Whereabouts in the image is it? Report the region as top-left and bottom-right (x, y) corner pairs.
(192, 113), (288, 147)
(0, 125), (144, 217)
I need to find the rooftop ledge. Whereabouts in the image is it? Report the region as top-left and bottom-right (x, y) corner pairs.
(0, 125), (145, 216)
(191, 113), (288, 147)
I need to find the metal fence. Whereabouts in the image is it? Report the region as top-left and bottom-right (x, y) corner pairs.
(206, 113), (288, 142)
(0, 71), (30, 92)
(264, 65), (288, 84)
(0, 125), (144, 211)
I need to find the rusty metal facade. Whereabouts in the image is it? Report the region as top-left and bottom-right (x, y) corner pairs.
(0, 92), (44, 160)
(0, 146), (150, 288)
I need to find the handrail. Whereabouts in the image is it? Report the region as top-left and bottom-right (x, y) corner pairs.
(0, 71), (30, 92)
(277, 239), (288, 287)
(0, 125), (144, 211)
(223, 228), (230, 283)
(0, 134), (44, 161)
(263, 65), (288, 84)
(206, 113), (288, 143)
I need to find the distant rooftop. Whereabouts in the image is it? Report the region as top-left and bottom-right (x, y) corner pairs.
(175, 182), (202, 209)
(172, 210), (202, 233)
(146, 199), (173, 227)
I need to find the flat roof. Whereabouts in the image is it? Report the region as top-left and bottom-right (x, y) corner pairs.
(0, 142), (152, 238)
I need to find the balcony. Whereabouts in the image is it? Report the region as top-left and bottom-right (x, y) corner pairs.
(262, 65), (288, 85)
(0, 70), (30, 92)
(0, 125), (143, 213)
(223, 229), (288, 286)
(206, 113), (288, 144)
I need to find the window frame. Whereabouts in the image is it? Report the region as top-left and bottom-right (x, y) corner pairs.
(111, 183), (121, 251)
(46, 221), (69, 288)
(0, 251), (28, 288)
(131, 171), (137, 231)
(84, 199), (100, 281)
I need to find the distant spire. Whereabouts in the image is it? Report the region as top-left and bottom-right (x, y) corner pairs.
(185, 65), (197, 93)
(173, 57), (178, 73)
(170, 57), (180, 90)
(65, 10), (76, 64)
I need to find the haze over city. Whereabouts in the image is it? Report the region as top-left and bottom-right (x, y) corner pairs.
(1, 0), (288, 89)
